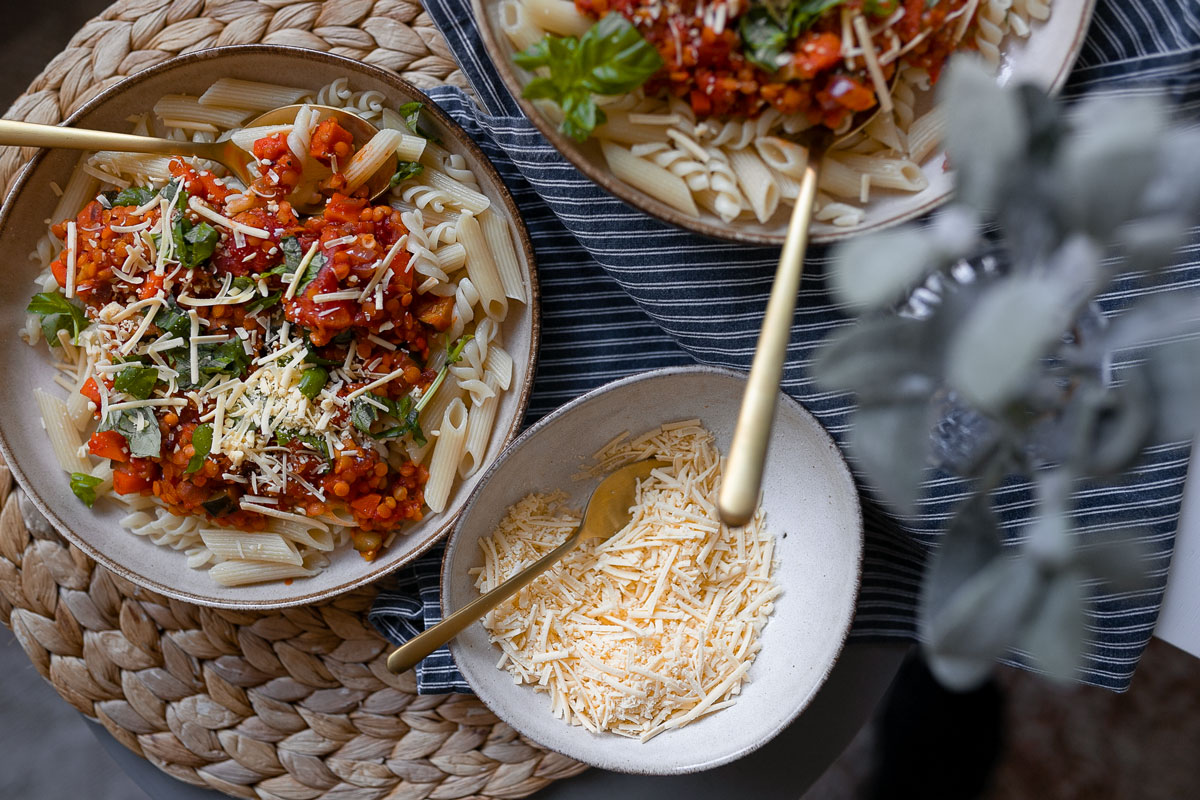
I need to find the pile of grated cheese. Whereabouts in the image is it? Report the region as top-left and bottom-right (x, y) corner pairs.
(472, 420), (778, 741)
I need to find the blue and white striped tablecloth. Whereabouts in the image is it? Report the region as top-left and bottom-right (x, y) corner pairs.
(369, 0), (1200, 692)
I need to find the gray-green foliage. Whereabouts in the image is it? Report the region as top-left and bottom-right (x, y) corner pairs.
(815, 57), (1200, 688)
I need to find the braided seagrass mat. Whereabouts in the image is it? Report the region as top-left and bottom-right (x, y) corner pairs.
(0, 2), (587, 798)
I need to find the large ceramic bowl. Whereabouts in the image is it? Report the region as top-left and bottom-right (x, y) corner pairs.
(474, 0), (1096, 244)
(0, 46), (539, 609)
(441, 366), (863, 774)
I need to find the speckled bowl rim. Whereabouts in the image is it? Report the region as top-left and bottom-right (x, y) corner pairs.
(472, 0), (1097, 245)
(440, 365), (865, 774)
(0, 44), (541, 609)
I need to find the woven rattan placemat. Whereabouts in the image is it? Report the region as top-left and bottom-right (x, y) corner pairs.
(0, 2), (587, 797)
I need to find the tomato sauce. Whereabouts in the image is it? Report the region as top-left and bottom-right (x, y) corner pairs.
(575, 0), (969, 130)
(49, 131), (442, 555)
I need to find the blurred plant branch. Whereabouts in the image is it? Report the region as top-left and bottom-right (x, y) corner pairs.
(815, 57), (1200, 690)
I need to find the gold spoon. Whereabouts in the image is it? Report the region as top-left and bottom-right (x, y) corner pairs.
(0, 103), (397, 214)
(718, 86), (896, 527)
(386, 458), (669, 674)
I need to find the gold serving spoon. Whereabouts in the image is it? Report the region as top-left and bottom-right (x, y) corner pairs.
(386, 458), (669, 674)
(718, 83), (897, 527)
(0, 104), (396, 214)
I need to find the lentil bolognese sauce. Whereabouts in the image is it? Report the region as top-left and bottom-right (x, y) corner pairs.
(25, 81), (526, 586)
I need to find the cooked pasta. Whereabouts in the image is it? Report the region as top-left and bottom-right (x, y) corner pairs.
(22, 77), (526, 587)
(503, 0), (1054, 228)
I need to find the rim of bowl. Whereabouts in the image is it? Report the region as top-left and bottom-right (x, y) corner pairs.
(471, 0), (1096, 246)
(440, 364), (865, 774)
(0, 44), (542, 609)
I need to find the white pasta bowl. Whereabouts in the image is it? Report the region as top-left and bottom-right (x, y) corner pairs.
(0, 45), (539, 609)
(441, 366), (863, 774)
(474, 0), (1096, 244)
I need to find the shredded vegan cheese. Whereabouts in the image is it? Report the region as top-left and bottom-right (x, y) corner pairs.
(473, 422), (777, 742)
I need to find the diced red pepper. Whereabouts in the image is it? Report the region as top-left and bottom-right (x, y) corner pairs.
(80, 377), (102, 407)
(138, 272), (164, 300)
(112, 467), (151, 495)
(309, 118), (355, 167)
(88, 430), (129, 463)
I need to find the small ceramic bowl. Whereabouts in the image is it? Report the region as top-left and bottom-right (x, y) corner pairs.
(473, 0), (1096, 245)
(0, 45), (540, 609)
(441, 366), (864, 774)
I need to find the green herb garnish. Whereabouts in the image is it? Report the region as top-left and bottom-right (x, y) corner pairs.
(174, 339), (250, 390)
(69, 472), (103, 507)
(514, 14), (663, 142)
(113, 365), (159, 400)
(186, 423), (213, 474)
(389, 160), (424, 187)
(275, 428), (330, 460)
(100, 407), (161, 459)
(397, 101), (442, 144)
(739, 0), (847, 73)
(298, 366), (328, 400)
(109, 186), (157, 207)
(27, 291), (90, 346)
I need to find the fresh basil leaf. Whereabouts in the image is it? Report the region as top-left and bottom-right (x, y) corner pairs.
(514, 15), (662, 142)
(159, 179), (183, 206)
(69, 472), (103, 507)
(389, 160), (424, 187)
(173, 339), (250, 389)
(865, 0), (900, 13)
(27, 291), (90, 345)
(739, 0), (848, 72)
(299, 251), (325, 293)
(110, 186), (156, 207)
(183, 221), (219, 267)
(245, 291), (282, 314)
(202, 492), (236, 517)
(186, 423), (213, 474)
(153, 295), (191, 341)
(351, 394), (382, 433)
(100, 407), (161, 458)
(113, 365), (159, 400)
(298, 366), (328, 400)
(275, 428), (330, 460)
(280, 236), (304, 272)
(397, 101), (442, 144)
(373, 395), (426, 446)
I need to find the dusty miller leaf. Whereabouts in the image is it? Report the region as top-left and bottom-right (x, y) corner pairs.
(1024, 470), (1074, 567)
(813, 314), (942, 400)
(919, 494), (1002, 622)
(1073, 533), (1149, 591)
(1054, 94), (1166, 241)
(946, 274), (1076, 413)
(940, 57), (1027, 212)
(849, 399), (933, 514)
(832, 228), (942, 310)
(1142, 337), (1200, 444)
(923, 555), (1042, 691)
(1018, 570), (1087, 683)
(1064, 375), (1154, 479)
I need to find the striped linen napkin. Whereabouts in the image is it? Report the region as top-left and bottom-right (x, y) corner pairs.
(368, 0), (1200, 693)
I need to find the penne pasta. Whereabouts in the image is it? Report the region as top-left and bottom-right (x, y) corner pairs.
(728, 149), (781, 224)
(500, 0), (544, 51)
(458, 212), (509, 321)
(208, 559), (318, 587)
(198, 78), (309, 111)
(342, 128), (405, 193)
(460, 376), (502, 478)
(34, 388), (91, 474)
(153, 95), (253, 129)
(601, 140), (699, 217)
(425, 398), (469, 513)
(480, 209), (527, 303)
(200, 529), (303, 565)
(525, 0), (591, 36)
